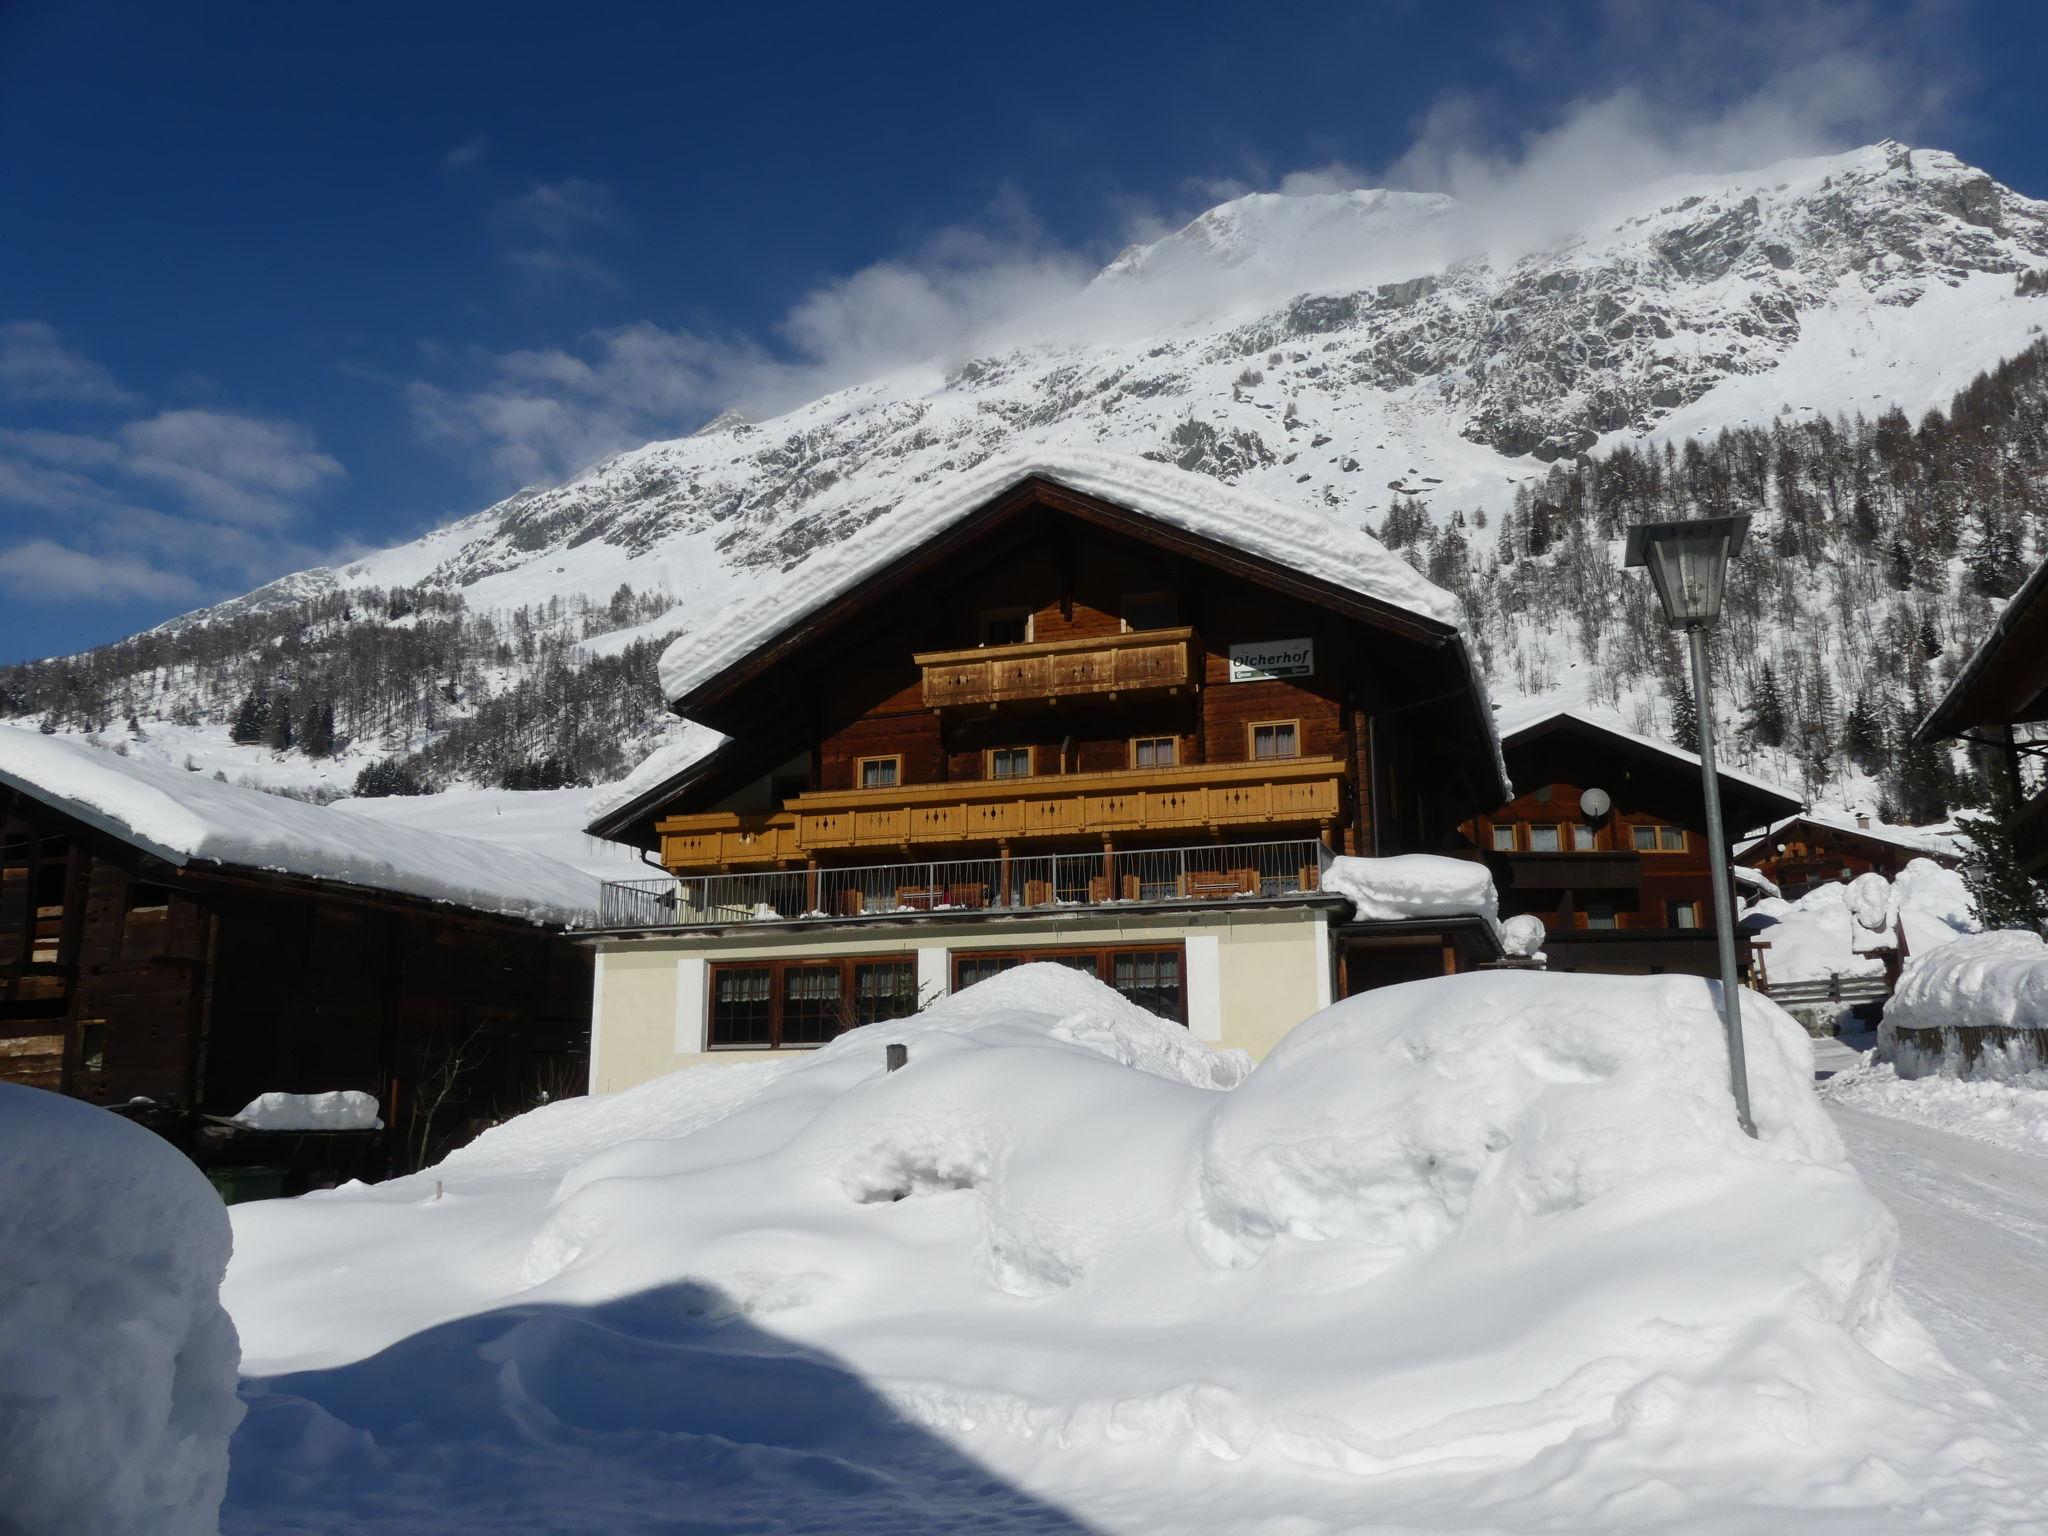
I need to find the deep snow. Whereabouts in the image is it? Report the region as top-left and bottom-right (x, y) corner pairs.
(0, 1085), (243, 1535)
(222, 966), (2047, 1533)
(1743, 858), (1979, 986)
(0, 725), (597, 926)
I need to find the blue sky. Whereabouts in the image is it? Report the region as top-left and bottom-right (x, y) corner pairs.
(3, 0), (2044, 661)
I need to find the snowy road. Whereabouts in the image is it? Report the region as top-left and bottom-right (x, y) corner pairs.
(1832, 1105), (2048, 1429)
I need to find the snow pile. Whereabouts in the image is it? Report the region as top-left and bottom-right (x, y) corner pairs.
(1744, 857), (1978, 986)
(232, 1090), (384, 1132)
(1822, 1060), (2048, 1154)
(222, 966), (2041, 1533)
(1319, 852), (1498, 927)
(0, 1085), (242, 1535)
(1883, 929), (2048, 1079)
(0, 726), (597, 927)
(1500, 911), (1547, 957)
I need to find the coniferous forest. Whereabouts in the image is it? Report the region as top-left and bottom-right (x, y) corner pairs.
(4, 340), (2046, 818)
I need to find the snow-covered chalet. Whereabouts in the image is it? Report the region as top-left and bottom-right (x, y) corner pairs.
(581, 451), (1509, 1084)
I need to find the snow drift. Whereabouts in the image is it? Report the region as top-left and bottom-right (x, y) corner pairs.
(1743, 857), (1978, 986)
(223, 966), (2040, 1533)
(1319, 852), (1498, 927)
(0, 1085), (242, 1536)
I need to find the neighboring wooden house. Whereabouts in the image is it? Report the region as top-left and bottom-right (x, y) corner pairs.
(1466, 707), (1801, 977)
(1917, 551), (2048, 880)
(0, 730), (595, 1193)
(583, 452), (1510, 1079)
(1735, 811), (1962, 898)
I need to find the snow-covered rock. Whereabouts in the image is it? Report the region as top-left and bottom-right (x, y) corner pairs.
(0, 1085), (242, 1535)
(1319, 852), (1499, 927)
(1500, 911), (1548, 958)
(221, 965), (2043, 1532)
(232, 1090), (384, 1133)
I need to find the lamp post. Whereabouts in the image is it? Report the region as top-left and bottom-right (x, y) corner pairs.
(1624, 514), (1757, 1138)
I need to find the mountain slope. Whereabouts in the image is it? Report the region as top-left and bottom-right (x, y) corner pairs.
(7, 141), (2048, 816)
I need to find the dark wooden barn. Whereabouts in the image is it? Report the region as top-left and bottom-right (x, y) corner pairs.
(1, 731), (594, 1195)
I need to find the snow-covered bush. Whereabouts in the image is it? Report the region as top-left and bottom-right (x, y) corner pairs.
(223, 964), (2040, 1532)
(0, 1086), (242, 1535)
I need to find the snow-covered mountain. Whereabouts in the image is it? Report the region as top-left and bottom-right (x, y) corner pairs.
(14, 141), (2048, 811)
(258, 141), (2043, 618)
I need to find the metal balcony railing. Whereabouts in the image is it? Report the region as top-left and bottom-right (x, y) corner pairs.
(598, 838), (1335, 929)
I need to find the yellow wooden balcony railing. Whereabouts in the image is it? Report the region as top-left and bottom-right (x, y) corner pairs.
(915, 627), (1199, 710)
(656, 755), (1346, 872)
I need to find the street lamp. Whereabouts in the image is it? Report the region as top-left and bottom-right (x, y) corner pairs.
(1624, 514), (1757, 1138)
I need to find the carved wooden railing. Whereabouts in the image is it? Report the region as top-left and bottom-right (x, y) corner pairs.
(916, 627), (1199, 710)
(656, 755), (1346, 872)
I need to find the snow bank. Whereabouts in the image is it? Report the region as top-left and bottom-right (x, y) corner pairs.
(583, 719), (728, 825)
(1744, 857), (1978, 986)
(0, 726), (597, 926)
(1822, 1060), (2048, 1155)
(0, 1085), (242, 1535)
(656, 447), (1467, 703)
(1883, 929), (2048, 1079)
(223, 965), (2041, 1533)
(1319, 852), (1498, 927)
(232, 1090), (383, 1132)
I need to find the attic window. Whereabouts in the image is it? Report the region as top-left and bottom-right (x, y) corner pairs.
(979, 608), (1031, 646)
(1122, 592), (1178, 632)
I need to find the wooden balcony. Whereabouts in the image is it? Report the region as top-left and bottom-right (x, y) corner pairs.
(915, 627), (1199, 711)
(656, 755), (1347, 872)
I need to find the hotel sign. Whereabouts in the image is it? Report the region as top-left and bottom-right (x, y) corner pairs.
(1228, 638), (1315, 682)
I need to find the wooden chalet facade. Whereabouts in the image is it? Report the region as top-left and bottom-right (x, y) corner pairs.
(0, 747), (592, 1196)
(1467, 709), (1801, 978)
(584, 456), (1508, 1078)
(1917, 551), (2048, 881)
(1735, 813), (1962, 899)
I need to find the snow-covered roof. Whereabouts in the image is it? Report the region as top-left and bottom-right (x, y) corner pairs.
(0, 728), (596, 928)
(1733, 808), (1963, 864)
(1494, 701), (1803, 814)
(655, 447), (1468, 705)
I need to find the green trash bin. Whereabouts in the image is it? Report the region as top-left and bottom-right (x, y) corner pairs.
(207, 1165), (291, 1204)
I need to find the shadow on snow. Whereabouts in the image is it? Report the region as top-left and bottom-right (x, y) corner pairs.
(224, 1280), (1099, 1535)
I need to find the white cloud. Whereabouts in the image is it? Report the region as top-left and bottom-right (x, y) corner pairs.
(118, 409), (345, 527)
(445, 135), (488, 169)
(0, 321), (137, 405)
(501, 178), (622, 241)
(0, 539), (201, 603)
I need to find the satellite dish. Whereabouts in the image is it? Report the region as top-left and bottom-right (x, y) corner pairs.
(1580, 787), (1612, 818)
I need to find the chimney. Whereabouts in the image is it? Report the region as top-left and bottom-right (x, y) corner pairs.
(1855, 814), (1870, 829)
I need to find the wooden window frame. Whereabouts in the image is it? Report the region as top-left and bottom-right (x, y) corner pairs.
(855, 754), (902, 791)
(986, 746), (1034, 780)
(948, 943), (1189, 1024)
(1246, 719), (1302, 762)
(1630, 823), (1688, 854)
(706, 954), (918, 1051)
(1571, 824), (1598, 851)
(978, 606), (1033, 646)
(1490, 824), (1518, 852)
(1120, 591), (1179, 633)
(1527, 823), (1564, 853)
(1129, 735), (1178, 770)
(1669, 899), (1702, 930)
(1659, 825), (1688, 852)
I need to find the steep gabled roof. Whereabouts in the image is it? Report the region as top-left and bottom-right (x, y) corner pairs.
(656, 447), (1468, 710)
(0, 727), (596, 927)
(1494, 703), (1803, 831)
(592, 452), (1506, 842)
(1733, 809), (1963, 866)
